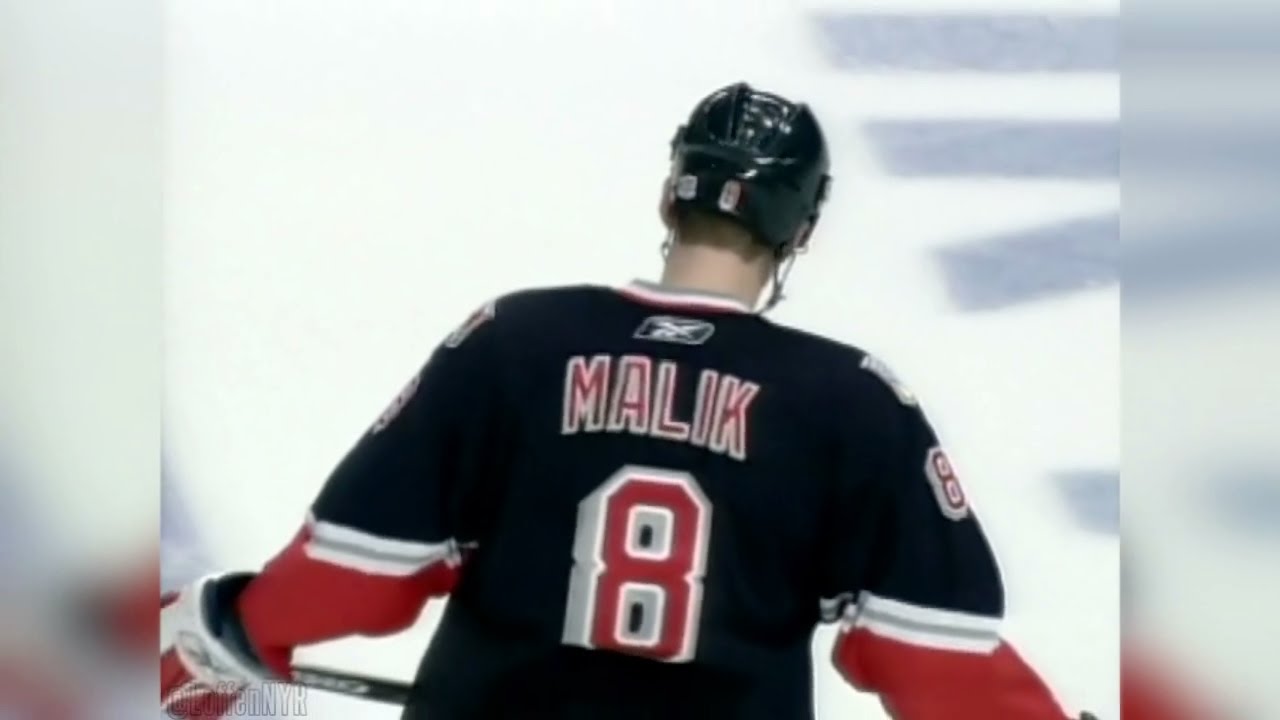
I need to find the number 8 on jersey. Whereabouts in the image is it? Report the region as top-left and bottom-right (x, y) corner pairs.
(562, 466), (713, 662)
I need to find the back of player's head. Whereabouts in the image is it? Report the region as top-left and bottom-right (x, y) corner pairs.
(666, 83), (832, 257)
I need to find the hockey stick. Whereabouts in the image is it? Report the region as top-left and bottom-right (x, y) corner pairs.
(290, 664), (413, 706)
(293, 664), (1105, 718)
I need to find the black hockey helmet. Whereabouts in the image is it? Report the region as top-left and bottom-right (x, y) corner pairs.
(667, 82), (831, 255)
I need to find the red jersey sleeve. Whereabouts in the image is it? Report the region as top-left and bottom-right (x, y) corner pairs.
(232, 299), (508, 673)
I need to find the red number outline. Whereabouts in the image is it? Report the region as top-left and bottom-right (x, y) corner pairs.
(925, 447), (970, 520)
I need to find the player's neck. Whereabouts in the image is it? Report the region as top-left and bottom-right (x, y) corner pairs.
(659, 242), (769, 310)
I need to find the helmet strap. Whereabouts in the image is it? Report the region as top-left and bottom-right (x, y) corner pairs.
(761, 251), (798, 312)
(659, 231), (674, 258)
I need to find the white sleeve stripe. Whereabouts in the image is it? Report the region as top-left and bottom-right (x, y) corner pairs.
(306, 513), (450, 562)
(307, 531), (456, 567)
(850, 615), (1001, 654)
(853, 591), (1003, 634)
(302, 540), (458, 577)
(856, 606), (999, 643)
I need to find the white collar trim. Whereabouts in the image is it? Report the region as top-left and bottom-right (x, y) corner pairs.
(617, 279), (753, 313)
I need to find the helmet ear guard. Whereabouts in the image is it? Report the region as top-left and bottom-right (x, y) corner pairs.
(788, 221), (815, 256)
(792, 173), (832, 253)
(658, 175), (677, 230)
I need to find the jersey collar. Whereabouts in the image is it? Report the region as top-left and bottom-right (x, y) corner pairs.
(617, 279), (754, 314)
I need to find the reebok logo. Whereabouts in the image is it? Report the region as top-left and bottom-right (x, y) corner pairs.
(633, 315), (715, 345)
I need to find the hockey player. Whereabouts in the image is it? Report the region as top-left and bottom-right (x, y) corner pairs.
(162, 83), (1091, 719)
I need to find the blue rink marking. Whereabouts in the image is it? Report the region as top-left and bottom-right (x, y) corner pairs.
(1125, 215), (1280, 298)
(1053, 469), (1119, 535)
(813, 12), (1118, 310)
(935, 213), (1118, 311)
(864, 120), (1118, 180)
(814, 14), (1118, 72)
(1203, 463), (1280, 537)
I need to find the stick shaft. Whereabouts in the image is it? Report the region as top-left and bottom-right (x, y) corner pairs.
(290, 664), (413, 706)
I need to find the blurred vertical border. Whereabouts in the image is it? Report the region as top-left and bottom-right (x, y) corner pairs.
(0, 0), (161, 716)
(1125, 0), (1280, 717)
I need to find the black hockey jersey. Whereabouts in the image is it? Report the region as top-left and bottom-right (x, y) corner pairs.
(232, 281), (1068, 720)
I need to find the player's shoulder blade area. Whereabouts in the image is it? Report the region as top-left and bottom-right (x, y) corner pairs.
(756, 319), (923, 424)
(756, 318), (875, 376)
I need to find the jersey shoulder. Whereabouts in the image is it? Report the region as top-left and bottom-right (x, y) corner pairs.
(489, 283), (612, 313)
(442, 284), (623, 353)
(443, 284), (600, 339)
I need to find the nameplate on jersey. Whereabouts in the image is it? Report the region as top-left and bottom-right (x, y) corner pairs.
(562, 354), (759, 461)
(633, 315), (715, 346)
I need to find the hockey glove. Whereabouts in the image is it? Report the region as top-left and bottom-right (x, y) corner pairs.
(160, 573), (279, 719)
